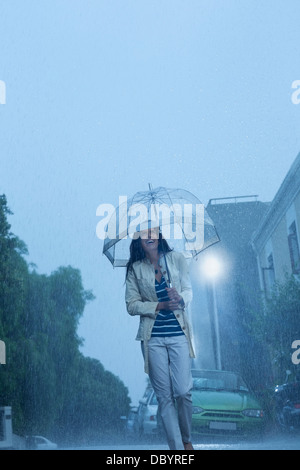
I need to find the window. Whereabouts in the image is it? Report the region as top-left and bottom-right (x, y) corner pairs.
(288, 221), (300, 274)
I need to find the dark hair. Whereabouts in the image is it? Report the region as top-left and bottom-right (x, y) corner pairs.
(125, 233), (173, 279)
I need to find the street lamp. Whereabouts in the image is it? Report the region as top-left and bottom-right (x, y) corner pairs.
(0, 340), (5, 365)
(200, 256), (223, 370)
(202, 256), (223, 280)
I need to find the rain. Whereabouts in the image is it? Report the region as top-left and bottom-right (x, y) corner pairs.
(1, 0), (300, 453)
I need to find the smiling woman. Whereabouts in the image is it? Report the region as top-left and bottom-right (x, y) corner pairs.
(125, 228), (195, 450)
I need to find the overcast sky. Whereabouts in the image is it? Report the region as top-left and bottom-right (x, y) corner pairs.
(1, 0), (300, 405)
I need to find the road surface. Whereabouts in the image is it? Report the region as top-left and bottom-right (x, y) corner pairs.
(65, 432), (300, 450)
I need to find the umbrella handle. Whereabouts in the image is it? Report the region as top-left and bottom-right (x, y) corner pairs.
(162, 251), (172, 288)
(159, 226), (173, 287)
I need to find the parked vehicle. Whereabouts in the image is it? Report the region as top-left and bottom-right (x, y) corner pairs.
(126, 406), (139, 436)
(274, 380), (300, 432)
(137, 386), (162, 437)
(26, 435), (57, 450)
(137, 369), (265, 438)
(191, 369), (265, 436)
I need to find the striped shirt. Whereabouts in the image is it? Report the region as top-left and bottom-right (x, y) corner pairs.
(151, 275), (184, 338)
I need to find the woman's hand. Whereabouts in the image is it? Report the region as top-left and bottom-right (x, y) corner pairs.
(166, 287), (182, 304)
(156, 287), (184, 312)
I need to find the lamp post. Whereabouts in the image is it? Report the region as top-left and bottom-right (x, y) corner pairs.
(0, 340), (5, 365)
(202, 256), (222, 371)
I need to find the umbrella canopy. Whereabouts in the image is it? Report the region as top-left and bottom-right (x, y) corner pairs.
(102, 186), (220, 267)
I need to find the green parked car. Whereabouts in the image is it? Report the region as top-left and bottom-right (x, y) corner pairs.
(191, 369), (265, 436)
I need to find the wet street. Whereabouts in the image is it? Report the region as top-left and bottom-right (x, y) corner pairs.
(66, 432), (300, 451)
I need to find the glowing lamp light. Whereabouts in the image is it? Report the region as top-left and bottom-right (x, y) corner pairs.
(202, 256), (223, 281)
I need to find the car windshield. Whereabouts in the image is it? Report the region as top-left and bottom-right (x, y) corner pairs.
(192, 371), (249, 392)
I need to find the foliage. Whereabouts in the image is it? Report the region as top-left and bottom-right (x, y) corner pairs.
(250, 274), (300, 383)
(0, 195), (131, 443)
(232, 279), (272, 391)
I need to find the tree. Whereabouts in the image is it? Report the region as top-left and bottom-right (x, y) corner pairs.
(251, 275), (300, 383)
(0, 194), (131, 442)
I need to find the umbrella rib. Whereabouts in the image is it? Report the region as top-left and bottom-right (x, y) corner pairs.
(103, 186), (220, 267)
(162, 187), (190, 244)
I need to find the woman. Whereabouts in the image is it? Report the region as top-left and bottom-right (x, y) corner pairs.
(125, 227), (195, 450)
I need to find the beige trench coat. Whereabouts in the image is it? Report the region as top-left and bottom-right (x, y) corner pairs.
(125, 251), (195, 374)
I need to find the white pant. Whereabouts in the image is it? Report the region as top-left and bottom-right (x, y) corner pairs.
(147, 335), (193, 450)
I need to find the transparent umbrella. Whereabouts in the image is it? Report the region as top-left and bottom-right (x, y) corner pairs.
(102, 185), (220, 268)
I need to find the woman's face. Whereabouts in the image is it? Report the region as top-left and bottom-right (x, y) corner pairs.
(140, 228), (159, 256)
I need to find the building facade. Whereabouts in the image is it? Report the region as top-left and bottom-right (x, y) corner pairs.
(252, 152), (300, 296)
(191, 152), (300, 389)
